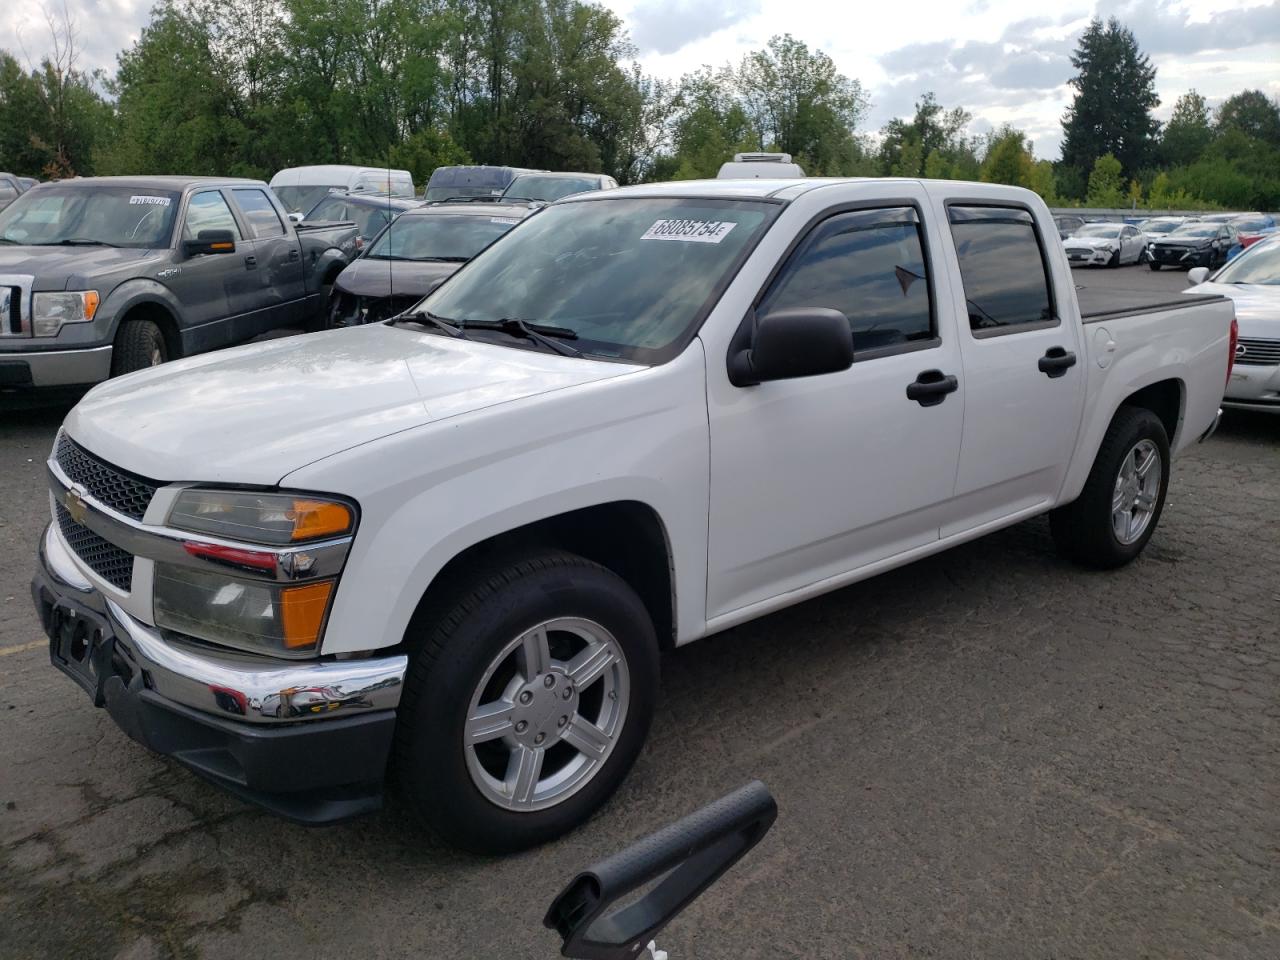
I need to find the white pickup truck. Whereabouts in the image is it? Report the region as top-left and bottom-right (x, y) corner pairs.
(34, 179), (1235, 853)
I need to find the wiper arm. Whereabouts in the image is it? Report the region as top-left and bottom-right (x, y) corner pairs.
(463, 318), (581, 357)
(53, 238), (121, 247)
(390, 310), (467, 338)
(420, 256), (470, 262)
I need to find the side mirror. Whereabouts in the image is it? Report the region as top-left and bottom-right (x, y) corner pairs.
(288, 212), (304, 223)
(545, 781), (777, 960)
(1187, 266), (1210, 286)
(182, 229), (236, 257)
(728, 307), (854, 387)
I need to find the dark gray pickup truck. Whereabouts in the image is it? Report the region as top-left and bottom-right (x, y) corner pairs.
(0, 176), (358, 390)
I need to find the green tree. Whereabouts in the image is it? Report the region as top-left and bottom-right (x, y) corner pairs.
(980, 127), (1033, 186)
(736, 34), (867, 174)
(1060, 18), (1160, 179)
(1215, 89), (1280, 147)
(1161, 90), (1212, 167)
(878, 92), (977, 178)
(1085, 152), (1125, 206)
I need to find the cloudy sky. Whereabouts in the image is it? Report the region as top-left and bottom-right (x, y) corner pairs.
(4, 0), (1278, 159)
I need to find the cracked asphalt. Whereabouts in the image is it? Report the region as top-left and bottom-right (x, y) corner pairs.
(1, 265), (1278, 959)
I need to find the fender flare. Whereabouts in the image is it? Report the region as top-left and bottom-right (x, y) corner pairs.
(99, 279), (184, 343)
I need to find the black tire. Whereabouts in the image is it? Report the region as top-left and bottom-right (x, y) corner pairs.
(110, 318), (168, 376)
(1049, 407), (1170, 569)
(1148, 262), (1161, 271)
(306, 282), (337, 333)
(1107, 249), (1120, 268)
(395, 551), (659, 853)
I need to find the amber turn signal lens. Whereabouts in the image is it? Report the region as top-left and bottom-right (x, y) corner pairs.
(84, 290), (100, 320)
(290, 500), (354, 541)
(280, 581), (334, 649)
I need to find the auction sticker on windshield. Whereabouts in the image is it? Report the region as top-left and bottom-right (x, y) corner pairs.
(641, 219), (737, 243)
(129, 196), (171, 206)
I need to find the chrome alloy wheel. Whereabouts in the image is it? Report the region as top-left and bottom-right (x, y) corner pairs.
(463, 618), (630, 812)
(1112, 438), (1161, 545)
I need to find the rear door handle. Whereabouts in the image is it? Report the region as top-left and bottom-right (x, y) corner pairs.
(244, 255), (257, 270)
(287, 249), (300, 263)
(906, 369), (959, 406)
(1038, 346), (1077, 378)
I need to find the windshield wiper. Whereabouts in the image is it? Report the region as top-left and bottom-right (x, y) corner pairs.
(50, 238), (121, 247)
(390, 310), (468, 338)
(420, 256), (470, 263)
(462, 318), (581, 357)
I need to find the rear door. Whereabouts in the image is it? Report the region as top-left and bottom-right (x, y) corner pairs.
(932, 197), (1086, 536)
(706, 184), (966, 619)
(229, 186), (307, 332)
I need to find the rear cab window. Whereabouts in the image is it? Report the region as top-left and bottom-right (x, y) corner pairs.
(758, 205), (935, 355)
(231, 188), (287, 239)
(947, 205), (1056, 335)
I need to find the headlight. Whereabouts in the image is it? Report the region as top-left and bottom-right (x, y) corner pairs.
(154, 564), (334, 657)
(156, 489), (355, 656)
(33, 291), (99, 337)
(167, 489), (354, 545)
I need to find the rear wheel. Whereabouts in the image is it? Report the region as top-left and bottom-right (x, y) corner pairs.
(1050, 407), (1170, 569)
(395, 552), (659, 853)
(110, 319), (168, 376)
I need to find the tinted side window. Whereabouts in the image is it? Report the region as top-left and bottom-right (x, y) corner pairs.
(948, 205), (1054, 333)
(759, 206), (933, 352)
(183, 191), (241, 240)
(307, 197), (347, 221)
(232, 188), (286, 238)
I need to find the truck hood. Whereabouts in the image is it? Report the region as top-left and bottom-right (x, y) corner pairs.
(64, 324), (641, 485)
(1185, 281), (1279, 335)
(1065, 236), (1119, 249)
(334, 257), (460, 299)
(0, 245), (161, 286)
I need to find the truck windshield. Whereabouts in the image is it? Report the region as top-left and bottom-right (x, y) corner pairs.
(366, 213), (520, 261)
(420, 197), (777, 363)
(1213, 240), (1280, 284)
(0, 186), (180, 248)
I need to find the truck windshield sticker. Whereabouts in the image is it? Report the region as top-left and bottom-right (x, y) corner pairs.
(129, 196), (171, 206)
(490, 217), (521, 225)
(641, 219), (737, 244)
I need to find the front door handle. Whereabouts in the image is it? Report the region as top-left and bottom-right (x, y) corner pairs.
(1038, 346), (1077, 378)
(906, 369), (959, 406)
(244, 255), (258, 270)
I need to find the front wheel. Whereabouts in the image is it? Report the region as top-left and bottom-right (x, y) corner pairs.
(111, 319), (168, 376)
(1049, 407), (1170, 568)
(1148, 262), (1161, 271)
(395, 552), (659, 853)
(1108, 249), (1120, 268)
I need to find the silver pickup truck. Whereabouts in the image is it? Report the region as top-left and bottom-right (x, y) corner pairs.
(0, 176), (358, 391)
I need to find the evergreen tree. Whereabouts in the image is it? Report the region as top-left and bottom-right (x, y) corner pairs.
(1060, 18), (1160, 179)
(1161, 90), (1212, 167)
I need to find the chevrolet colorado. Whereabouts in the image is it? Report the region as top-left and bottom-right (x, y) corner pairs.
(33, 179), (1234, 853)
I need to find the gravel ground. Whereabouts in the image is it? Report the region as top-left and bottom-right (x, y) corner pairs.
(1, 263), (1277, 960)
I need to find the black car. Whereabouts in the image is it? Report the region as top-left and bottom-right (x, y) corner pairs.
(302, 191), (421, 248)
(326, 199), (541, 326)
(1147, 223), (1238, 271)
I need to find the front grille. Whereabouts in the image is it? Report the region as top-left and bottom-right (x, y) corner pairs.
(54, 434), (158, 521)
(1066, 248), (1092, 257)
(1236, 337), (1280, 366)
(55, 502), (134, 591)
(0, 286), (20, 335)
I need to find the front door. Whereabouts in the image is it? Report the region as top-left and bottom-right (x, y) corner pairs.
(931, 199), (1086, 537)
(169, 189), (245, 338)
(706, 188), (965, 620)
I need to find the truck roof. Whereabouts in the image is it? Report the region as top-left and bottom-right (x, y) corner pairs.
(29, 175), (265, 191)
(575, 177), (1035, 203)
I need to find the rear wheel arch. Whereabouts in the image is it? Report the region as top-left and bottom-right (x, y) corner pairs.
(1119, 378), (1184, 447)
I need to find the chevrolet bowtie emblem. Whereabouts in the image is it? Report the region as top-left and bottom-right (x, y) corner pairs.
(64, 487), (88, 525)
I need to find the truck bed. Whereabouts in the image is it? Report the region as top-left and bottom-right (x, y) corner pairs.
(1076, 286), (1229, 323)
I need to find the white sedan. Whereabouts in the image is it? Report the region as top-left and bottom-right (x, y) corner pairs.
(1186, 234), (1280, 413)
(1063, 222), (1147, 267)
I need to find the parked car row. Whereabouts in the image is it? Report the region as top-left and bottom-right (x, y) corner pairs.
(1060, 210), (1276, 271)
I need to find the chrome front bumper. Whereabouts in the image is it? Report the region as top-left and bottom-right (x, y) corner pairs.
(38, 521), (408, 725)
(0, 345), (113, 387)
